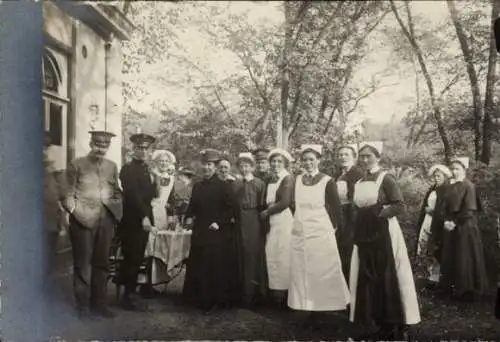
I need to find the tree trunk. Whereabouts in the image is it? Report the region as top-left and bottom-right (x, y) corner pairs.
(391, 0), (453, 161)
(407, 56), (420, 148)
(278, 1), (292, 149)
(447, 0), (483, 160)
(481, 0), (500, 164)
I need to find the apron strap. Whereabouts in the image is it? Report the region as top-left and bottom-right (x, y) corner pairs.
(375, 171), (388, 190)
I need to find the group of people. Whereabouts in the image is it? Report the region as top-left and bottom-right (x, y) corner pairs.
(43, 127), (495, 340)
(415, 159), (489, 301)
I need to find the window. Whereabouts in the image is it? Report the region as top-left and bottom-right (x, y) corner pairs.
(43, 52), (62, 93)
(42, 47), (69, 171)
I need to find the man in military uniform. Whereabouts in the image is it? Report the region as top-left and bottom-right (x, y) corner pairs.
(118, 132), (157, 310)
(252, 147), (272, 183)
(63, 131), (122, 318)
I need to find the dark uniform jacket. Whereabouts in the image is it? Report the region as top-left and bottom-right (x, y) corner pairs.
(63, 155), (122, 229)
(119, 159), (157, 230)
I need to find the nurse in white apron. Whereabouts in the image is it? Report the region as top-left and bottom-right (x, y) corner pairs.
(149, 150), (177, 231)
(415, 164), (452, 286)
(288, 144), (349, 328)
(349, 141), (420, 341)
(260, 148), (294, 307)
(145, 150), (177, 289)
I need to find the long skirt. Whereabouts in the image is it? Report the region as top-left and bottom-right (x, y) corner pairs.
(183, 231), (240, 309)
(288, 215), (349, 311)
(265, 208), (293, 290)
(440, 216), (488, 295)
(337, 204), (355, 280)
(238, 208), (267, 304)
(350, 208), (420, 325)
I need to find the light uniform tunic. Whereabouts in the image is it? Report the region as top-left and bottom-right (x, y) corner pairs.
(288, 174), (350, 311)
(349, 170), (420, 325)
(265, 171), (294, 290)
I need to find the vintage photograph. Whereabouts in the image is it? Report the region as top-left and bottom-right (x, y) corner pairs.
(36, 0), (500, 340)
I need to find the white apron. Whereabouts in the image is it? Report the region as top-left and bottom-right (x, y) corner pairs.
(288, 175), (350, 311)
(417, 190), (440, 282)
(265, 172), (294, 290)
(145, 177), (175, 285)
(349, 171), (421, 325)
(151, 177), (174, 230)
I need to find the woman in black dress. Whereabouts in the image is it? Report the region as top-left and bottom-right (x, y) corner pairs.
(415, 164), (452, 288)
(440, 157), (488, 301)
(182, 149), (239, 314)
(349, 141), (420, 340)
(233, 152), (267, 307)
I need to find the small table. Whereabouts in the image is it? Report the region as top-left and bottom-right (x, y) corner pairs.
(144, 229), (192, 287)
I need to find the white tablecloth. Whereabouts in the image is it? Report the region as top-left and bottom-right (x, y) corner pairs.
(144, 229), (192, 284)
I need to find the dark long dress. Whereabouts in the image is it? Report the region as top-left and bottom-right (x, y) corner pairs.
(440, 179), (488, 296)
(336, 165), (363, 279)
(182, 174), (239, 310)
(233, 177), (268, 305)
(351, 170), (420, 327)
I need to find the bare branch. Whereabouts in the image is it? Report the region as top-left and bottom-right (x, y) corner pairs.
(345, 82), (399, 116)
(438, 72), (462, 98)
(169, 53), (236, 126)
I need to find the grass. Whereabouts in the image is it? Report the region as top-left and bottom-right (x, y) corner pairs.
(48, 270), (500, 341)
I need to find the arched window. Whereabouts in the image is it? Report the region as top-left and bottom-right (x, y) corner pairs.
(43, 51), (62, 93)
(42, 47), (69, 171)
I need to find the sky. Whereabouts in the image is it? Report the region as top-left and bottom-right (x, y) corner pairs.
(132, 1), (478, 126)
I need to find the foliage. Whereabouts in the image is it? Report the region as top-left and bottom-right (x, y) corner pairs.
(120, 1), (395, 163)
(384, 0), (498, 163)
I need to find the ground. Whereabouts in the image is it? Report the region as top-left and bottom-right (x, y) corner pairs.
(46, 270), (500, 341)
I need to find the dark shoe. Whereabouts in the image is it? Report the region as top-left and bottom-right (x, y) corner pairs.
(91, 307), (116, 318)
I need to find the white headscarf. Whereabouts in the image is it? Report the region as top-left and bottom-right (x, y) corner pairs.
(428, 164), (452, 178)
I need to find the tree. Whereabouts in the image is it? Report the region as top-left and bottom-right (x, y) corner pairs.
(196, 1), (391, 149)
(390, 0), (453, 161)
(481, 0), (500, 164)
(447, 0), (494, 161)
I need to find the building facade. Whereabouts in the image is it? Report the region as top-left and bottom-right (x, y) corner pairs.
(43, 1), (134, 258)
(43, 1), (134, 170)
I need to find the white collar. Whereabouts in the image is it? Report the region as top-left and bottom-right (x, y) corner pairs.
(306, 169), (320, 178)
(242, 174), (254, 181)
(276, 169), (289, 178)
(368, 165), (381, 174)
